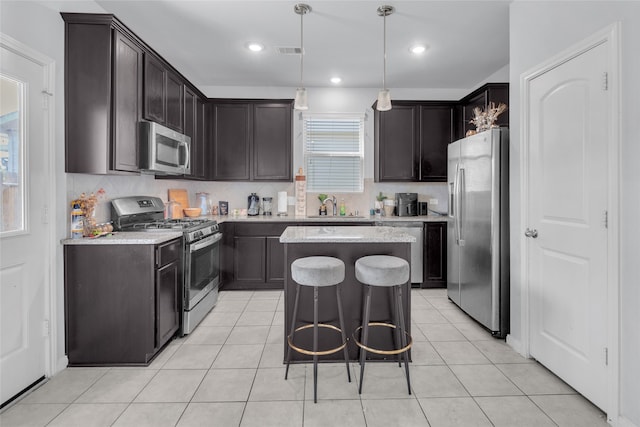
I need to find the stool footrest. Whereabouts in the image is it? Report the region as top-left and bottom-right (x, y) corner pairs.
(353, 323), (413, 356)
(287, 323), (348, 357)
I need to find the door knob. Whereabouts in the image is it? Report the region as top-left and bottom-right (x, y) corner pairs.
(524, 228), (538, 238)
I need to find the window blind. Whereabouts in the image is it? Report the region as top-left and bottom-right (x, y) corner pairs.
(303, 115), (364, 193)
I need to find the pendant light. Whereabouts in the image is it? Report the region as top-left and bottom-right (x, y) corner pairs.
(376, 5), (394, 111)
(294, 3), (311, 110)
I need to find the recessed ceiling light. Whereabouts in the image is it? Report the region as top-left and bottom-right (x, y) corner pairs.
(410, 44), (427, 54)
(330, 77), (342, 84)
(246, 42), (264, 52)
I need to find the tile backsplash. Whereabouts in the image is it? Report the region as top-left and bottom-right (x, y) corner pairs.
(67, 174), (448, 223)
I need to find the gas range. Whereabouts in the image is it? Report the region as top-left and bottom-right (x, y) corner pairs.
(111, 196), (219, 243)
(111, 196), (222, 335)
(122, 218), (219, 243)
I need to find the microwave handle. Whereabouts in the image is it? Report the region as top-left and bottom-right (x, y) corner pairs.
(180, 141), (190, 170)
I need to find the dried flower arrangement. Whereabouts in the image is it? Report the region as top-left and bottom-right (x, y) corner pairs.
(70, 188), (108, 236)
(467, 102), (508, 136)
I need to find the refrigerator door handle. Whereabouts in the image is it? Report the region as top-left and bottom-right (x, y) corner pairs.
(458, 167), (465, 246)
(453, 164), (460, 244)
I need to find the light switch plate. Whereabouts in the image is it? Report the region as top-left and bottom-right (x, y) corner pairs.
(429, 198), (438, 206)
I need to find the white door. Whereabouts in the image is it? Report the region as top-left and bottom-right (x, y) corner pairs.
(526, 41), (609, 410)
(0, 38), (51, 405)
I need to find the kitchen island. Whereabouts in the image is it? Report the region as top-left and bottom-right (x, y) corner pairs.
(280, 226), (415, 362)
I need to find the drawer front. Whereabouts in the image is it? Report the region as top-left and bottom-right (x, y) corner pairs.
(157, 238), (182, 267)
(234, 223), (290, 237)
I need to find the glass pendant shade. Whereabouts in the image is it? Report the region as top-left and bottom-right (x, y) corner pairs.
(376, 89), (392, 111)
(294, 87), (308, 110)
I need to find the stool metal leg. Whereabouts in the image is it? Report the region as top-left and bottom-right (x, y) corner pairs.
(335, 285), (351, 382)
(312, 286), (319, 403)
(285, 283), (301, 380)
(396, 284), (411, 394)
(358, 285), (372, 394)
(391, 287), (402, 368)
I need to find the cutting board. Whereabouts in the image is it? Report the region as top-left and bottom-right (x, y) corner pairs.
(168, 188), (189, 212)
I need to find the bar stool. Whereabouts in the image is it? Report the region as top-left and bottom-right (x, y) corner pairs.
(285, 256), (351, 403)
(354, 255), (412, 395)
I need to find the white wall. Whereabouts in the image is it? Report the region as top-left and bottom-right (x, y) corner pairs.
(509, 2), (640, 425)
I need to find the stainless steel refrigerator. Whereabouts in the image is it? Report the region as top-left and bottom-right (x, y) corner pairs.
(447, 128), (509, 338)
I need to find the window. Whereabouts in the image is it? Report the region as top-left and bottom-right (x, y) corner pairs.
(303, 114), (364, 192)
(0, 75), (25, 234)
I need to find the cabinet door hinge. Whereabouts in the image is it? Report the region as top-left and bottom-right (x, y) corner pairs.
(604, 347), (609, 366)
(602, 72), (608, 91)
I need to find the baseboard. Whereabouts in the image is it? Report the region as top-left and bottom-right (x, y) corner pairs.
(616, 415), (639, 427)
(506, 334), (527, 357)
(55, 355), (69, 374)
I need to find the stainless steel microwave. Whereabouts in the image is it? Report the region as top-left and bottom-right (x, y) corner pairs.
(139, 121), (191, 175)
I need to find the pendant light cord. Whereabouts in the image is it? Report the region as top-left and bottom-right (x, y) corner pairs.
(300, 9), (304, 87)
(382, 10), (386, 91)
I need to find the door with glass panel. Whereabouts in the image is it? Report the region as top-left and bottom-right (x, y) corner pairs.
(0, 37), (51, 406)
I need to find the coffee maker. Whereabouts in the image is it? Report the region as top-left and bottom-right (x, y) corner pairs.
(248, 193), (260, 216)
(395, 193), (418, 216)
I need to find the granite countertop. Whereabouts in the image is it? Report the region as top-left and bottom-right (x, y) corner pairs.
(209, 214), (448, 224)
(61, 231), (183, 245)
(280, 226), (418, 243)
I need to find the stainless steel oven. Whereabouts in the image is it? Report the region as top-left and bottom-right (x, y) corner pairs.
(183, 226), (222, 334)
(111, 196), (221, 335)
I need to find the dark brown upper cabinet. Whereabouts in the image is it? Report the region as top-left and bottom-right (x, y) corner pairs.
(253, 102), (292, 181)
(63, 13), (144, 174)
(143, 54), (184, 132)
(375, 101), (454, 182)
(459, 83), (509, 138)
(419, 104), (454, 182)
(210, 99), (293, 182)
(375, 104), (419, 182)
(182, 87), (207, 180)
(211, 102), (251, 181)
(62, 13), (207, 175)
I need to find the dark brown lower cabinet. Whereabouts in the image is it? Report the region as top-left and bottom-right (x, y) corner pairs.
(423, 222), (447, 288)
(64, 238), (182, 365)
(221, 221), (374, 290)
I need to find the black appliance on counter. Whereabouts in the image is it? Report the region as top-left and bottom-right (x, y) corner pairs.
(395, 193), (418, 216)
(111, 196), (221, 335)
(418, 201), (429, 216)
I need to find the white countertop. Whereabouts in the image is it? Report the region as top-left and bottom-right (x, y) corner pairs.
(61, 231), (183, 245)
(210, 214), (448, 224)
(279, 226), (417, 243)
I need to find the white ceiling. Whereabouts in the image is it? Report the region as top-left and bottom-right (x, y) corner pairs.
(57, 1), (511, 90)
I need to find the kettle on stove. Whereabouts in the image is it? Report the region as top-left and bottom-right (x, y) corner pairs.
(248, 193), (260, 216)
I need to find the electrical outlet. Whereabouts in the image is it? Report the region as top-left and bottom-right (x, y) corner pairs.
(429, 198), (438, 206)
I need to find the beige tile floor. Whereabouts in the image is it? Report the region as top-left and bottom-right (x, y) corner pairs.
(1, 288), (608, 427)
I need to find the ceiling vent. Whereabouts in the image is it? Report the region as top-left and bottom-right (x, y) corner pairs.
(277, 46), (303, 55)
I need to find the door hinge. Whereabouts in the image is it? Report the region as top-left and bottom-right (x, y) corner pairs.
(42, 205), (49, 224)
(42, 319), (50, 337)
(604, 347), (609, 366)
(602, 72), (608, 91)
(41, 90), (53, 109)
(603, 210), (608, 229)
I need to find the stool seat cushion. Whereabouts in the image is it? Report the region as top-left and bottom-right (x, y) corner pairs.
(291, 256), (345, 287)
(355, 255), (410, 286)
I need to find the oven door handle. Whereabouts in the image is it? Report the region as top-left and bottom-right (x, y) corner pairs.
(190, 232), (222, 253)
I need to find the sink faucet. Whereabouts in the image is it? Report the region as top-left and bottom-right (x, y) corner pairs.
(324, 195), (338, 216)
